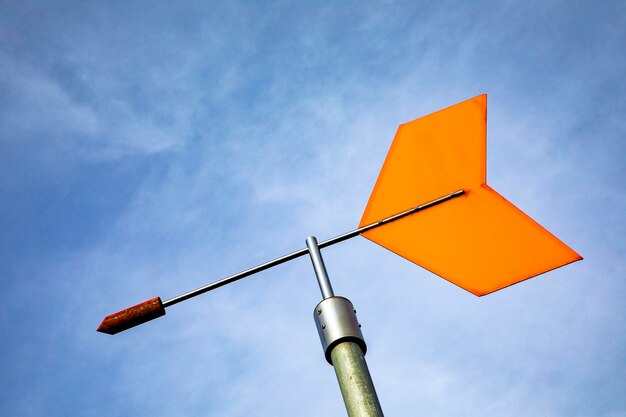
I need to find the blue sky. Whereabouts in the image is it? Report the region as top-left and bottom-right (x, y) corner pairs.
(1, 1), (624, 416)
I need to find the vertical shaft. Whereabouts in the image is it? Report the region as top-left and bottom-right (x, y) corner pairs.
(306, 236), (335, 299)
(331, 342), (384, 417)
(307, 236), (383, 417)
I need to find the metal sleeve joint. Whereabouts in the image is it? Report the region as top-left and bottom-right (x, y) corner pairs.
(314, 296), (366, 364)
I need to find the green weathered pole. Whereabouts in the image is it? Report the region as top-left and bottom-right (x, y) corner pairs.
(306, 236), (384, 417)
(331, 341), (384, 417)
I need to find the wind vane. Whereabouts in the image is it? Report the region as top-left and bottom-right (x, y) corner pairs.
(98, 94), (581, 416)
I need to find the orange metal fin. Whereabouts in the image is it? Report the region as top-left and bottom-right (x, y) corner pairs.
(360, 94), (582, 295)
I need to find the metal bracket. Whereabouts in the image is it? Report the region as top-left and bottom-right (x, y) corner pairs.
(314, 296), (366, 364)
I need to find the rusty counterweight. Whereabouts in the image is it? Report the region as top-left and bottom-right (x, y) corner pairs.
(97, 297), (165, 335)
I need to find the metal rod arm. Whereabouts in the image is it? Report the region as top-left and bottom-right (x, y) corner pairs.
(162, 246), (309, 307)
(162, 189), (464, 308)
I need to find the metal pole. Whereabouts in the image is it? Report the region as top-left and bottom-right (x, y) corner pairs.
(331, 342), (384, 417)
(163, 189), (464, 308)
(307, 236), (384, 417)
(100, 190), (465, 335)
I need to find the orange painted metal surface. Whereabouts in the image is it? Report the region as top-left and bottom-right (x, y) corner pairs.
(359, 94), (581, 296)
